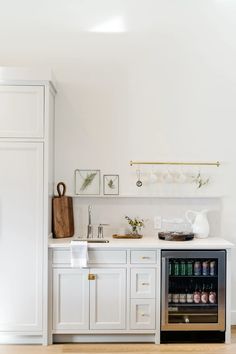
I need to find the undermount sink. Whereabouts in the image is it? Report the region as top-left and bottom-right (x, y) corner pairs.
(87, 239), (109, 243)
(75, 238), (109, 243)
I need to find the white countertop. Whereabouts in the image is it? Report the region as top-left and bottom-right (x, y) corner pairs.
(48, 236), (234, 250)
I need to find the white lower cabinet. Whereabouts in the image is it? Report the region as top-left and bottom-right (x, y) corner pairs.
(53, 269), (89, 330)
(131, 268), (156, 298)
(130, 299), (156, 329)
(130, 267), (156, 330)
(52, 267), (126, 331)
(51, 249), (158, 339)
(90, 268), (126, 330)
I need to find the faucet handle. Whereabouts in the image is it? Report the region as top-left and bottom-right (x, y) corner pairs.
(97, 224), (109, 238)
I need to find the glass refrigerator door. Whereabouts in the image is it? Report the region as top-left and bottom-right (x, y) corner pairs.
(161, 250), (225, 331)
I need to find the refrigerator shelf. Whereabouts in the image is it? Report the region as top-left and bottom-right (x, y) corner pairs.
(168, 303), (217, 307)
(169, 275), (218, 278)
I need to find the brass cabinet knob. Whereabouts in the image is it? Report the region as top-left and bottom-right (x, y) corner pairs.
(88, 274), (96, 280)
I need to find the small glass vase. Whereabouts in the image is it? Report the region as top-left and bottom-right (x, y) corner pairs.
(131, 226), (141, 236)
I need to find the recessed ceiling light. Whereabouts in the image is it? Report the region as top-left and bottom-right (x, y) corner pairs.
(89, 16), (126, 33)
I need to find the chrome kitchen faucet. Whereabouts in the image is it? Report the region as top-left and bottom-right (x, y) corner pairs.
(87, 205), (93, 238)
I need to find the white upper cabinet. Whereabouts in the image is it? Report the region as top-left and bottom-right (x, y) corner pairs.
(0, 85), (44, 138)
(0, 68), (56, 344)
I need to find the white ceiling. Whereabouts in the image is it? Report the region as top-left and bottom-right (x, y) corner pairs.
(1, 0), (236, 66)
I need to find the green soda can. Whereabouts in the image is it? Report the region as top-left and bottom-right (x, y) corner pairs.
(180, 260), (186, 276)
(186, 260), (193, 276)
(173, 260), (179, 276)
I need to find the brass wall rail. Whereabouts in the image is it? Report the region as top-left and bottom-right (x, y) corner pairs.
(130, 161), (220, 167)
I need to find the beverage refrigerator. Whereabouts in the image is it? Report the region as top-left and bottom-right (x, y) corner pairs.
(161, 250), (226, 343)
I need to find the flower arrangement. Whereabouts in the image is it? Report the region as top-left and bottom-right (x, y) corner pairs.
(125, 216), (145, 235)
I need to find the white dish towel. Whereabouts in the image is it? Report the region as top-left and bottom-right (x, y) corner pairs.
(70, 240), (88, 268)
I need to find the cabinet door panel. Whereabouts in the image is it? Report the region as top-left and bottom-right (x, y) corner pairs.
(0, 142), (43, 331)
(131, 268), (156, 298)
(90, 268), (126, 330)
(130, 299), (156, 329)
(0, 85), (44, 137)
(53, 269), (89, 330)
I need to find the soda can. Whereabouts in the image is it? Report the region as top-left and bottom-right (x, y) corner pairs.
(174, 260), (179, 276)
(180, 260), (186, 276)
(169, 261), (173, 275)
(210, 261), (216, 276)
(194, 261), (201, 276)
(202, 260), (209, 276)
(186, 260), (193, 276)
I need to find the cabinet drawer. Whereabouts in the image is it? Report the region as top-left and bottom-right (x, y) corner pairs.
(89, 250), (126, 264)
(131, 250), (156, 264)
(131, 268), (156, 298)
(52, 250), (127, 265)
(130, 299), (155, 330)
(0, 85), (44, 138)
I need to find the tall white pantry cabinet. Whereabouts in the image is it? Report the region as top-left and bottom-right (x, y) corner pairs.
(0, 68), (56, 344)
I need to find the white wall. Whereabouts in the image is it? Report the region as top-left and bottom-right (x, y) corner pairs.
(0, 0), (236, 320)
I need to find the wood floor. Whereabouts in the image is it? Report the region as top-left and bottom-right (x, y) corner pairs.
(0, 328), (235, 354)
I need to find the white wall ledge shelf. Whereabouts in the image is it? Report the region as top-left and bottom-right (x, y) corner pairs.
(73, 194), (223, 199)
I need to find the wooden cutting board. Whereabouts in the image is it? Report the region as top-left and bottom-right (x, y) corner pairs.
(52, 182), (74, 238)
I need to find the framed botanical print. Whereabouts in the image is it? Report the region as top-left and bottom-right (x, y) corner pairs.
(103, 174), (119, 195)
(75, 169), (100, 195)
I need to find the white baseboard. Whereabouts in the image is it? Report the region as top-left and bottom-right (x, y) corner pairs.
(53, 334), (155, 343)
(0, 335), (43, 344)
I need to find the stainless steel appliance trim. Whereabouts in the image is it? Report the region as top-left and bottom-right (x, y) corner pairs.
(161, 250), (226, 331)
(161, 256), (168, 330)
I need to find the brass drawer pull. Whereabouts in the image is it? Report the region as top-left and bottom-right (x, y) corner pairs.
(88, 274), (96, 280)
(141, 313), (149, 317)
(141, 282), (149, 286)
(141, 256), (150, 259)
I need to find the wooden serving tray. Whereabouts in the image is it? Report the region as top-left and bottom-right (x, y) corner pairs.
(112, 234), (143, 239)
(158, 232), (194, 241)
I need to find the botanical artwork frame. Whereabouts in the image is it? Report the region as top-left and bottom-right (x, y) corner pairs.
(103, 174), (119, 195)
(75, 169), (100, 195)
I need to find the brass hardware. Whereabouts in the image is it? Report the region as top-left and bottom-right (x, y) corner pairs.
(141, 282), (149, 286)
(88, 274), (96, 280)
(141, 256), (150, 259)
(141, 313), (149, 317)
(130, 160), (220, 167)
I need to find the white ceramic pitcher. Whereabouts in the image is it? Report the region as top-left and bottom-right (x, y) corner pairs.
(185, 209), (210, 239)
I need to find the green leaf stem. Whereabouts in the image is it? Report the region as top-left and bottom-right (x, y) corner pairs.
(80, 172), (97, 191)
